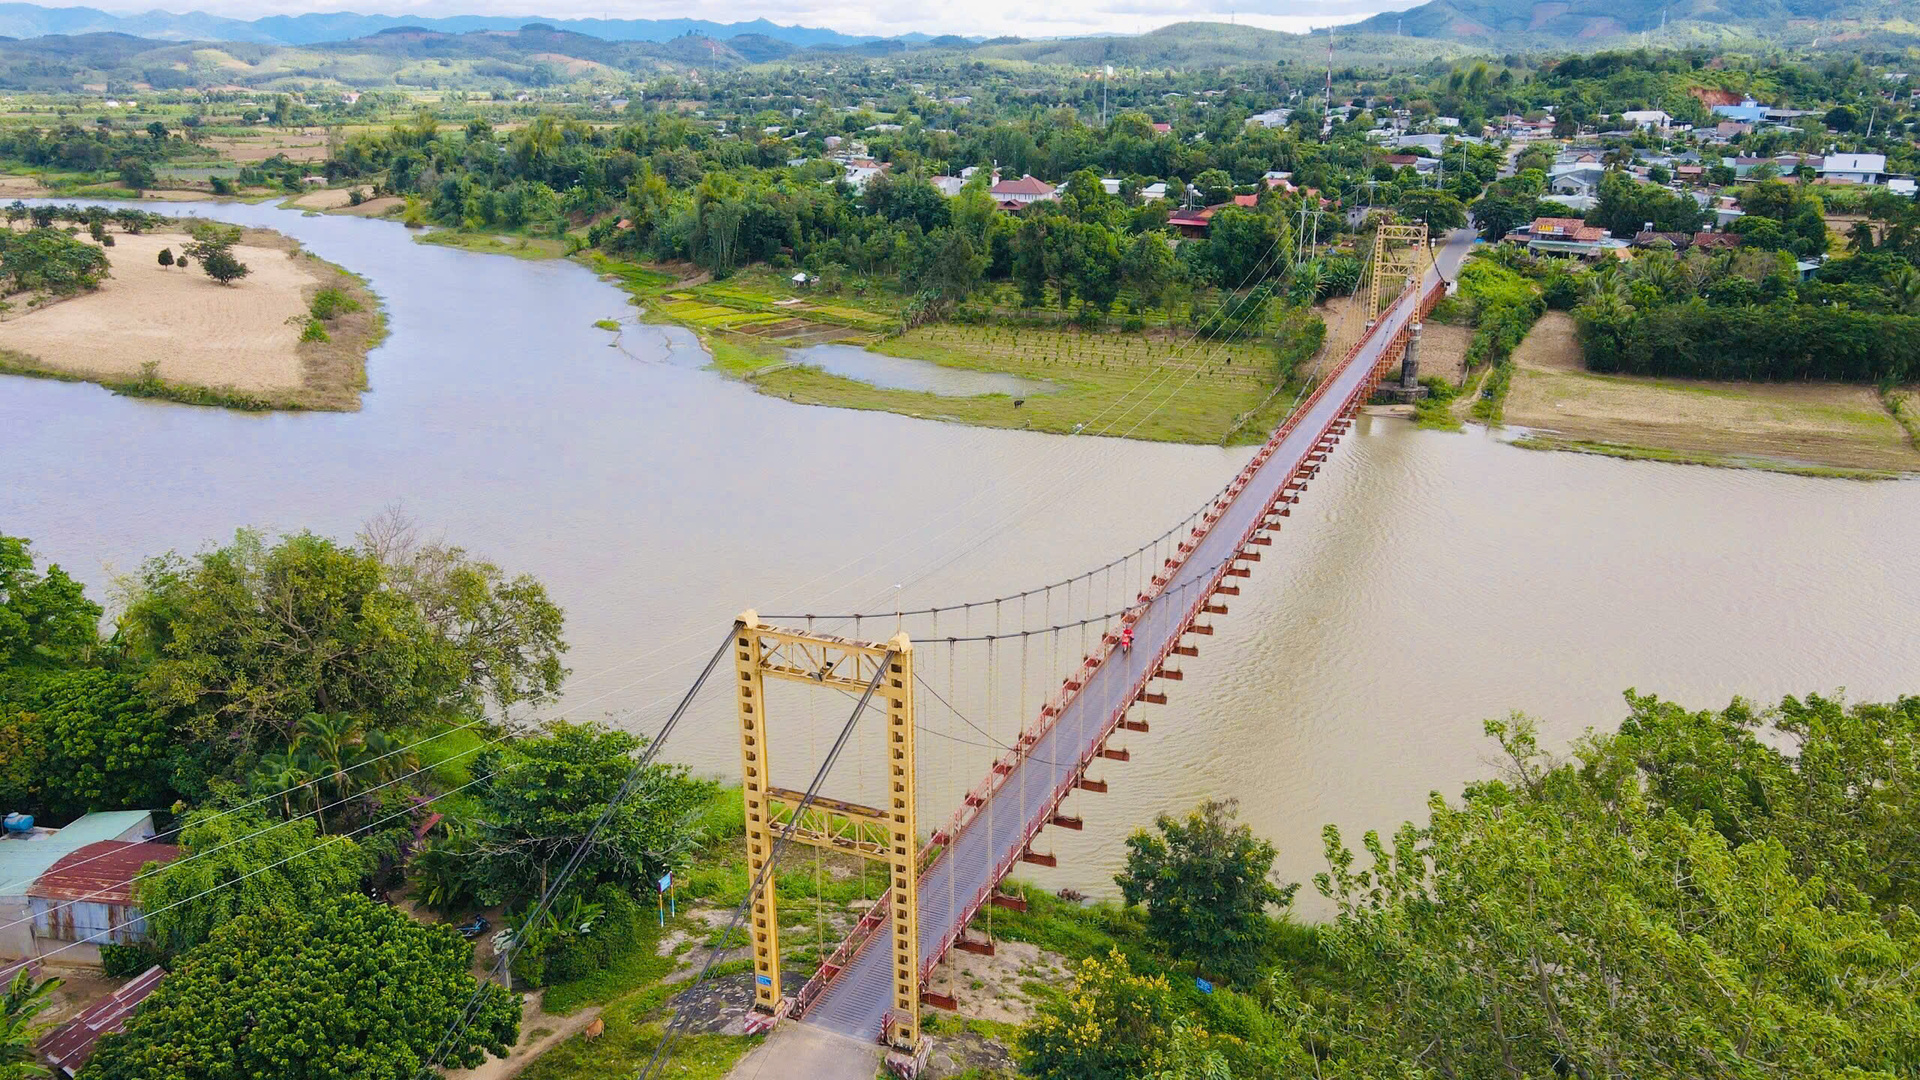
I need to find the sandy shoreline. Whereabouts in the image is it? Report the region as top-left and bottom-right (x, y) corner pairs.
(0, 223), (382, 410)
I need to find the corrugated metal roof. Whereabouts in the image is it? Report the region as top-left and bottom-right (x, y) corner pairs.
(26, 841), (179, 905)
(0, 813), (155, 897)
(38, 965), (165, 1076)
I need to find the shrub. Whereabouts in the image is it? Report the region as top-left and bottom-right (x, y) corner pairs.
(347, 188), (366, 206)
(100, 941), (165, 978)
(157, 246), (173, 267)
(309, 287), (360, 321)
(299, 317), (329, 343)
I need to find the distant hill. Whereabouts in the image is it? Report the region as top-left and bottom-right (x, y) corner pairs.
(1349, 0), (1920, 44)
(0, 4), (877, 48)
(976, 22), (1472, 68)
(0, 24), (781, 90)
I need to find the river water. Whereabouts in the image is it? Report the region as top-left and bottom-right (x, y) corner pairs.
(4, 203), (1919, 910)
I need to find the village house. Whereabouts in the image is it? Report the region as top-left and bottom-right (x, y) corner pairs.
(1819, 153), (1888, 185)
(1517, 217), (1613, 259)
(988, 174), (1057, 206)
(1620, 109), (1674, 132)
(0, 812), (176, 966)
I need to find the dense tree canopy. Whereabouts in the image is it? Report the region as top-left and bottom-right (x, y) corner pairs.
(117, 529), (567, 746)
(134, 809), (373, 954)
(82, 897), (518, 1080)
(469, 720), (710, 906)
(1116, 799), (1294, 982)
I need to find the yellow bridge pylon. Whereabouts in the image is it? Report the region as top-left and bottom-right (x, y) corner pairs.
(732, 612), (922, 1050)
(1367, 220), (1430, 326)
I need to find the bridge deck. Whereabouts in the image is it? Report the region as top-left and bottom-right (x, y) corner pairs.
(801, 243), (1458, 1041)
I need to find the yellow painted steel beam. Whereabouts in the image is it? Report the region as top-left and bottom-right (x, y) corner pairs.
(733, 612), (923, 1052)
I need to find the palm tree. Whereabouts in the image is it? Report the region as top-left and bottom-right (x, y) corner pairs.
(0, 969), (61, 1079)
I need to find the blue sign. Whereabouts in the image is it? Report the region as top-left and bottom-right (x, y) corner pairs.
(1195, 977), (1213, 995)
(658, 871), (673, 892)
(755, 974), (772, 988)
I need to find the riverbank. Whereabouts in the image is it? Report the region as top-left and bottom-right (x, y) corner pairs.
(587, 258), (1325, 445)
(0, 223), (383, 410)
(1498, 311), (1920, 476)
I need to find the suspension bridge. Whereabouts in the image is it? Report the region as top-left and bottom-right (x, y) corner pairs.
(709, 227), (1469, 1078)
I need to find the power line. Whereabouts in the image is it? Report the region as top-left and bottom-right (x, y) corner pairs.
(633, 651), (893, 1080)
(427, 623), (741, 1071)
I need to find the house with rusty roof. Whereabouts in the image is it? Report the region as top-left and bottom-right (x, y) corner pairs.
(0, 812), (169, 963)
(38, 964), (164, 1076)
(26, 839), (180, 966)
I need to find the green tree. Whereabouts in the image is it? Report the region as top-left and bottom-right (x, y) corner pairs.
(1016, 949), (1188, 1080)
(134, 809), (371, 954)
(1116, 798), (1294, 981)
(196, 247), (249, 286)
(0, 969), (61, 1080)
(1296, 712), (1920, 1078)
(470, 720), (708, 905)
(81, 897), (517, 1080)
(1395, 189), (1468, 232)
(0, 536), (99, 668)
(1198, 207), (1282, 288)
(116, 528), (566, 747)
(1120, 231), (1175, 312)
(181, 222), (245, 288)
(1468, 190), (1543, 241)
(0, 669), (177, 823)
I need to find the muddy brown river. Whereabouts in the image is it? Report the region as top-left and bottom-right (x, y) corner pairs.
(5, 203), (1918, 910)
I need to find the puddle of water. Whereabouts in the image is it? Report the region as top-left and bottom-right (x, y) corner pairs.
(785, 343), (1054, 397)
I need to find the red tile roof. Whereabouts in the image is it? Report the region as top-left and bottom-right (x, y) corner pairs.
(26, 842), (178, 905)
(1231, 193), (1259, 207)
(1530, 217), (1605, 243)
(39, 965), (164, 1077)
(1383, 154), (1420, 166)
(989, 174), (1054, 196)
(1151, 122), (1171, 134)
(1693, 231), (1742, 249)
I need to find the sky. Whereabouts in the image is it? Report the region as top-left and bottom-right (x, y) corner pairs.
(67, 0), (1425, 39)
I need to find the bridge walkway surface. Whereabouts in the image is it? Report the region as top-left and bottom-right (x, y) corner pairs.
(794, 231), (1473, 1046)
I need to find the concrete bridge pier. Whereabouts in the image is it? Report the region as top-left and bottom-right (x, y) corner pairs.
(1377, 321), (1430, 404)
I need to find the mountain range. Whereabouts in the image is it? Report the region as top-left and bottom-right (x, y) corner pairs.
(0, 4), (888, 47)
(1349, 0), (1915, 43)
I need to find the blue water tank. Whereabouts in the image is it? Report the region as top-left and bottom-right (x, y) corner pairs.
(3, 813), (34, 834)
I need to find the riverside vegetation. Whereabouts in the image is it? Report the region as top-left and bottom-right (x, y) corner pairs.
(0, 205), (384, 409)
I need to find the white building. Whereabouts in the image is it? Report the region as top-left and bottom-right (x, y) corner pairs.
(1620, 109), (1673, 131)
(1819, 153), (1888, 184)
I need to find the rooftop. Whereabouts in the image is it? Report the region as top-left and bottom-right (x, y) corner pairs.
(27, 841), (179, 905)
(39, 965), (164, 1077)
(989, 174), (1054, 196)
(0, 813), (156, 897)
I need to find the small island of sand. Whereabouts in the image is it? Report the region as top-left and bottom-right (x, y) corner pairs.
(0, 215), (382, 410)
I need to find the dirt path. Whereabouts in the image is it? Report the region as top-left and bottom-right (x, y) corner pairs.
(445, 991), (602, 1080)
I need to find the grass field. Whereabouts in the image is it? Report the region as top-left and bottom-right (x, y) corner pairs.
(1502, 312), (1920, 474)
(415, 228), (567, 260)
(745, 325), (1303, 446)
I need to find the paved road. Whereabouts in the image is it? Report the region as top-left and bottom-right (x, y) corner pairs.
(799, 230), (1475, 1045)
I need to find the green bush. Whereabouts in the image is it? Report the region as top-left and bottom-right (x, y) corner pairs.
(309, 287), (361, 321)
(299, 317), (330, 343)
(100, 941), (165, 978)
